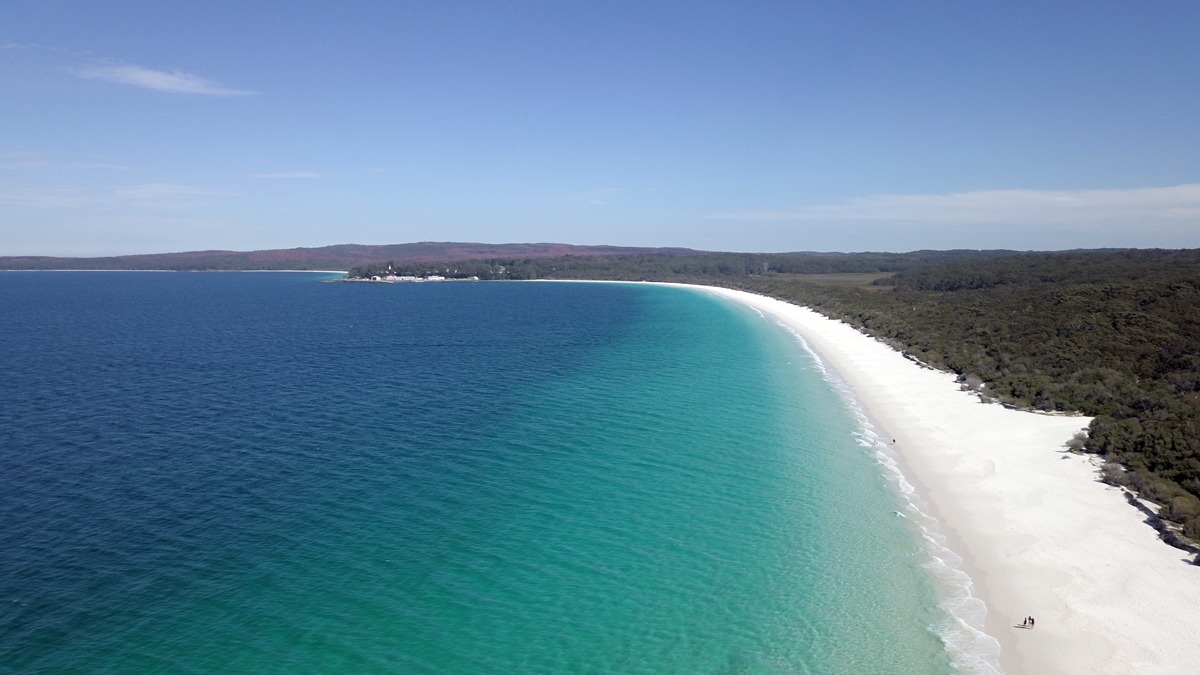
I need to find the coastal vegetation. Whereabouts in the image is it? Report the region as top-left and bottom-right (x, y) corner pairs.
(344, 249), (1009, 281)
(739, 250), (1200, 547)
(349, 248), (1200, 545)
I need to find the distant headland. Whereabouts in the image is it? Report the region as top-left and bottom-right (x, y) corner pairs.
(0, 242), (702, 272)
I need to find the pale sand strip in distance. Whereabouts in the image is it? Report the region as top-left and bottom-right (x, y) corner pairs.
(671, 283), (1200, 675)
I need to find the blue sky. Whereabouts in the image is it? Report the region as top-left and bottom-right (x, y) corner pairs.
(2, 1), (1199, 255)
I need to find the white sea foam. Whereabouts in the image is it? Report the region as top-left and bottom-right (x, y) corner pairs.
(772, 318), (1004, 675)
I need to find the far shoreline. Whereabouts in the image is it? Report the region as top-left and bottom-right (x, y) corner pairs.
(0, 269), (350, 274)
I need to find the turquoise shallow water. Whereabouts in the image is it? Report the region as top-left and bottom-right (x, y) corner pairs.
(0, 273), (952, 673)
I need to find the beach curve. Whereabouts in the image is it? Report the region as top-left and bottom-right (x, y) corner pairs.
(670, 283), (1200, 675)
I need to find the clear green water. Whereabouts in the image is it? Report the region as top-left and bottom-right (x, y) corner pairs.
(0, 274), (954, 673)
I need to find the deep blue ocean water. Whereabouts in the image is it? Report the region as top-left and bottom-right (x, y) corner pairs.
(0, 273), (953, 674)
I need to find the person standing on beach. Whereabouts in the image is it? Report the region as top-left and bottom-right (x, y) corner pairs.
(1030, 617), (1035, 629)
(1022, 617), (1028, 627)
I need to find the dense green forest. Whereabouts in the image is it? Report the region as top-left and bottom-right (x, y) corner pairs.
(350, 248), (1200, 546)
(345, 249), (1011, 281)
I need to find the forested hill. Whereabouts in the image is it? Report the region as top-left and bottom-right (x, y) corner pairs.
(349, 247), (1200, 548)
(0, 241), (702, 271)
(345, 249), (1012, 280)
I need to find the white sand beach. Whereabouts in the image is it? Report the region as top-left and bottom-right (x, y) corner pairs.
(679, 284), (1200, 675)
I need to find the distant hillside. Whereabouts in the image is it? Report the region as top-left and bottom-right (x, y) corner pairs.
(346, 249), (1014, 280)
(0, 242), (704, 271)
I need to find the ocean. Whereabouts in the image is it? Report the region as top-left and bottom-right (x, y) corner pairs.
(0, 272), (957, 674)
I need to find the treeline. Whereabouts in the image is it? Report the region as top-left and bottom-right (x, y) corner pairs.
(737, 249), (1200, 543)
(346, 250), (1011, 280)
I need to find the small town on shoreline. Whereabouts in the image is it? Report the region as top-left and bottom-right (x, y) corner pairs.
(338, 274), (480, 283)
(336, 263), (480, 283)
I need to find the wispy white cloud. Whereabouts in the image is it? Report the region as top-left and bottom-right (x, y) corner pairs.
(253, 171), (325, 179)
(584, 187), (626, 206)
(2, 42), (69, 52)
(113, 183), (226, 200)
(0, 151), (133, 172)
(0, 186), (100, 208)
(2, 160), (132, 171)
(711, 184), (1200, 225)
(514, 186), (626, 206)
(0, 183), (230, 208)
(74, 62), (255, 96)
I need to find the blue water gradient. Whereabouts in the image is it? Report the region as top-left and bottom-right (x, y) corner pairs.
(0, 273), (951, 673)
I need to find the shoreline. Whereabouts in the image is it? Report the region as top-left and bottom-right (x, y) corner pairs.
(0, 269), (351, 273)
(664, 283), (1200, 674)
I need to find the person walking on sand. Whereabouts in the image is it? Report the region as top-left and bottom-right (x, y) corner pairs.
(1030, 617), (1035, 629)
(1022, 617), (1028, 628)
